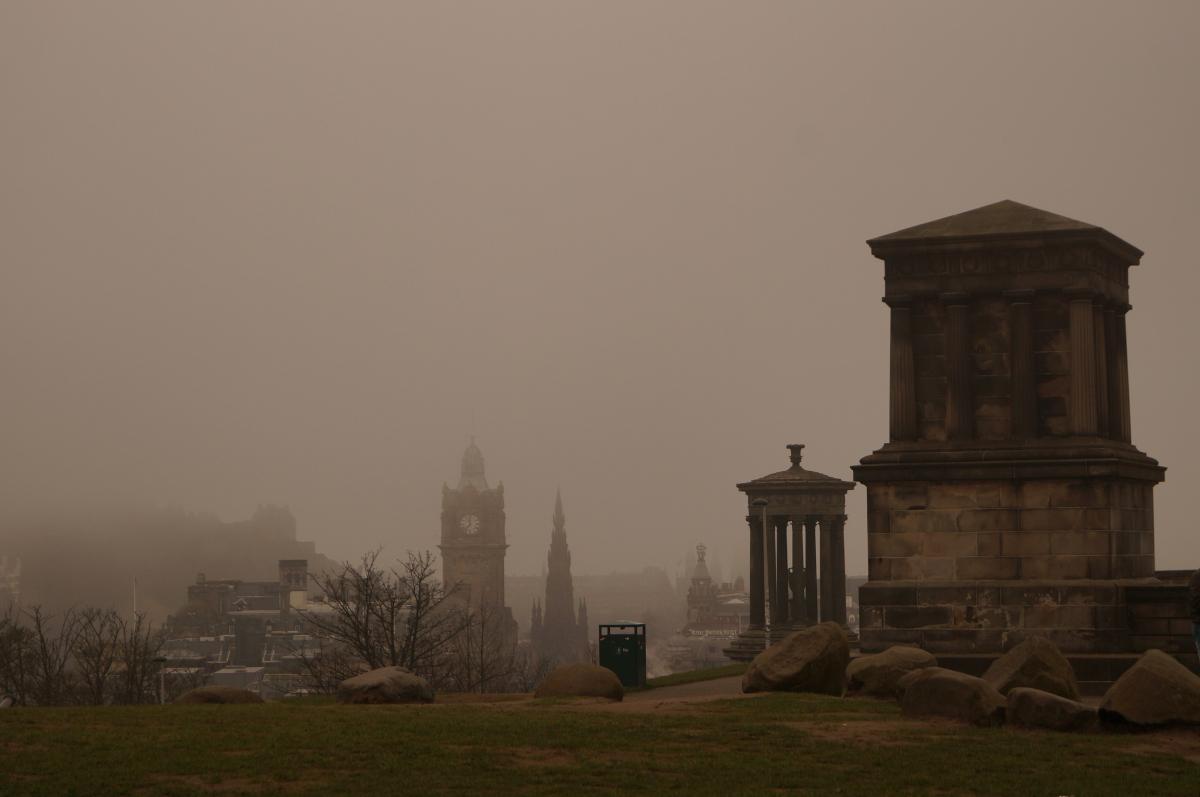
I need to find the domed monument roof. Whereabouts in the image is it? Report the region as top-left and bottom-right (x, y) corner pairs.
(737, 444), (855, 494)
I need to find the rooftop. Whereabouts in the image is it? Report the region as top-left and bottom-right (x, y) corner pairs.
(867, 199), (1143, 261)
(737, 444), (855, 493)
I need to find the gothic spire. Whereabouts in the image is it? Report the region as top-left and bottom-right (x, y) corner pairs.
(536, 489), (587, 663)
(553, 487), (566, 536)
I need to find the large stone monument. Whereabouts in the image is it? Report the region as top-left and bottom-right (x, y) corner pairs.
(530, 490), (590, 665)
(726, 444), (854, 661)
(853, 200), (1167, 657)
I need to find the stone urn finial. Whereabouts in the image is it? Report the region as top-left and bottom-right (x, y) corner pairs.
(787, 443), (805, 468)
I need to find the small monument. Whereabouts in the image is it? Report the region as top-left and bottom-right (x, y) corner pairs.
(726, 444), (854, 661)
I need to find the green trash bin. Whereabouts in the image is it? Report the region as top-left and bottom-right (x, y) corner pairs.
(598, 623), (646, 688)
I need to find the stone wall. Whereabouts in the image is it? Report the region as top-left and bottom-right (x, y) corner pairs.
(859, 580), (1128, 654)
(865, 478), (1155, 584)
(1126, 582), (1195, 655)
(859, 578), (1198, 681)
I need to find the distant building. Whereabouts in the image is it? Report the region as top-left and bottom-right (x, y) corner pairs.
(0, 502), (338, 618)
(440, 440), (517, 630)
(0, 555), (20, 606)
(665, 545), (749, 672)
(164, 559), (329, 695)
(529, 491), (589, 664)
(508, 566), (680, 648)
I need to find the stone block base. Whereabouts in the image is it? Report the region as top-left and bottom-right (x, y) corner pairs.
(724, 628), (768, 662)
(861, 474), (1159, 584)
(859, 578), (1152, 655)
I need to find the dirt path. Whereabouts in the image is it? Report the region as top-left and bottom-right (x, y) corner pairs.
(574, 675), (761, 713)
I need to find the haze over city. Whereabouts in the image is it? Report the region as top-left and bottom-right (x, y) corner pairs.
(4, 0), (1199, 583)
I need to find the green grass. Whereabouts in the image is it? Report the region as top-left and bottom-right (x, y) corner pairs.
(643, 662), (747, 689)
(0, 694), (1196, 796)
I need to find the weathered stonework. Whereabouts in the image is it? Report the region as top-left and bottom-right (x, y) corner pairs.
(853, 201), (1167, 657)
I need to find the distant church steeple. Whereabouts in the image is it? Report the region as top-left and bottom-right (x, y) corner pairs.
(530, 489), (590, 664)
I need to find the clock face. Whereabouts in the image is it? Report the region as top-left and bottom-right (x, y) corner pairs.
(459, 514), (481, 535)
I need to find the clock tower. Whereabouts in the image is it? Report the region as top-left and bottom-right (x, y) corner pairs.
(440, 439), (513, 621)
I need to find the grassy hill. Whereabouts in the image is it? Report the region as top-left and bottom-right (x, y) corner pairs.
(1, 689), (1197, 795)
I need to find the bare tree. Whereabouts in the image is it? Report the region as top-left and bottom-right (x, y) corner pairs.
(395, 551), (473, 674)
(72, 608), (122, 705)
(112, 611), (163, 705)
(25, 606), (79, 706)
(160, 666), (209, 703)
(0, 605), (33, 705)
(300, 550), (469, 681)
(287, 635), (362, 695)
(444, 601), (517, 694)
(0, 607), (164, 706)
(510, 643), (555, 693)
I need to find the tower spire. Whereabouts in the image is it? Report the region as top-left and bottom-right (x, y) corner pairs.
(536, 489), (587, 663)
(553, 488), (565, 533)
(459, 437), (488, 490)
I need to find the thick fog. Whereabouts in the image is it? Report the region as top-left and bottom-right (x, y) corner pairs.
(3, 1), (1199, 590)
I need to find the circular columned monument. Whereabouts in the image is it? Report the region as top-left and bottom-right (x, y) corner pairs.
(726, 444), (854, 661)
(852, 200), (1168, 659)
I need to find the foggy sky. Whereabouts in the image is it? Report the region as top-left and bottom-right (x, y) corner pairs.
(4, 1), (1199, 583)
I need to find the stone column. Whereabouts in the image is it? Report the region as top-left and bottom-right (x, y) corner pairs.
(804, 516), (818, 623)
(765, 515), (778, 629)
(1093, 303), (1110, 437)
(886, 295), (917, 441)
(1105, 307), (1121, 440)
(775, 518), (790, 626)
(1005, 290), (1037, 438)
(943, 293), (973, 440)
(818, 516), (833, 622)
(830, 514), (847, 626)
(1068, 292), (1098, 435)
(1112, 303), (1132, 442)
(791, 517), (805, 623)
(748, 515), (765, 630)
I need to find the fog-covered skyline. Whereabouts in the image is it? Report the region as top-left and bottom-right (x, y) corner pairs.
(4, 1), (1199, 580)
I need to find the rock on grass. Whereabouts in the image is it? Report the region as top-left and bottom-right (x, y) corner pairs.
(337, 666), (435, 705)
(846, 646), (937, 699)
(742, 622), (849, 696)
(899, 667), (1005, 727)
(1099, 649), (1200, 726)
(535, 663), (624, 701)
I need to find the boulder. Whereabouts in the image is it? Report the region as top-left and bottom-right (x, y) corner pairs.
(175, 686), (263, 705)
(337, 666), (435, 705)
(1099, 649), (1200, 726)
(534, 663), (623, 701)
(982, 636), (1080, 700)
(1007, 687), (1099, 732)
(899, 667), (1006, 726)
(846, 646), (938, 699)
(742, 622), (850, 695)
